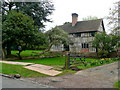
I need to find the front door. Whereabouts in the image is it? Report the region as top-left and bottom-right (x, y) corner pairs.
(64, 44), (69, 51)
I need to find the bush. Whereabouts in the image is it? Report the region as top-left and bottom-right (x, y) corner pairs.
(49, 51), (64, 57)
(113, 81), (120, 88)
(98, 50), (109, 58)
(40, 51), (64, 58)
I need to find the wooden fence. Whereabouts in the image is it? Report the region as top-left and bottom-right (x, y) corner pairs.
(64, 53), (119, 69)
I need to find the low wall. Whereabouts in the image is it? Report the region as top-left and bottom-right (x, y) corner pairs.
(108, 52), (120, 57)
(67, 51), (120, 58)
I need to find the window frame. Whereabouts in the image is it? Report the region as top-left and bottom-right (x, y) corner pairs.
(82, 43), (89, 48)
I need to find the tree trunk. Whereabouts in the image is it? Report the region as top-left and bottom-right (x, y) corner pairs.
(17, 50), (22, 60)
(9, 2), (13, 11)
(96, 48), (98, 57)
(45, 43), (53, 52)
(2, 48), (7, 59)
(6, 44), (11, 56)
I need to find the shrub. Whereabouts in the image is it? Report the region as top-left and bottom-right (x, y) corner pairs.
(98, 50), (109, 58)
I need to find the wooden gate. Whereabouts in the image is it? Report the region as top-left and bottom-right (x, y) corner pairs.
(65, 53), (86, 69)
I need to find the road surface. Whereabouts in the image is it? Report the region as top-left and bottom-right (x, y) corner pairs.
(1, 76), (54, 88)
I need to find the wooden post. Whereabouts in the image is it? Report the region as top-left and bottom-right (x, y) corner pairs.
(65, 53), (70, 69)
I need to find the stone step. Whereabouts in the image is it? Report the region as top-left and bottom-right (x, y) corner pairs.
(24, 66), (62, 76)
(30, 64), (53, 70)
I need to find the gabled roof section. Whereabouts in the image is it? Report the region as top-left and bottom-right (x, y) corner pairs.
(59, 19), (104, 33)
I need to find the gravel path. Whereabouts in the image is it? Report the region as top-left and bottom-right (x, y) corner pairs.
(23, 61), (119, 88)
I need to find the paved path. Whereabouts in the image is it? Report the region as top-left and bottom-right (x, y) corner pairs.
(24, 62), (119, 88)
(0, 60), (62, 76)
(0, 61), (33, 65)
(24, 66), (62, 76)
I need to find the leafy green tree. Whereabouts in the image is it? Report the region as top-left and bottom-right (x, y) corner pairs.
(46, 26), (68, 51)
(2, 11), (44, 59)
(31, 32), (48, 47)
(2, 0), (54, 29)
(111, 33), (120, 54)
(92, 32), (119, 58)
(82, 16), (98, 21)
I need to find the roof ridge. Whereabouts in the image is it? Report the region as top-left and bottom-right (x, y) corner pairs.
(62, 19), (103, 25)
(78, 18), (103, 22)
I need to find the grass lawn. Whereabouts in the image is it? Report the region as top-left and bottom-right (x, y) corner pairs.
(10, 57), (119, 70)
(11, 50), (43, 57)
(77, 58), (119, 69)
(0, 62), (76, 77)
(1, 56), (119, 77)
(0, 63), (49, 77)
(113, 81), (120, 88)
(11, 57), (66, 66)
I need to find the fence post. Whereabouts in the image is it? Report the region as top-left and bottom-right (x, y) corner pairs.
(65, 53), (70, 69)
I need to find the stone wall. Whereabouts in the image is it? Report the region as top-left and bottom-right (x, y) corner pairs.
(50, 44), (64, 51)
(50, 32), (97, 52)
(69, 34), (96, 52)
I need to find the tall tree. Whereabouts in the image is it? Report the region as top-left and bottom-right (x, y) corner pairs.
(82, 16), (98, 21)
(1, 0), (54, 29)
(2, 11), (45, 58)
(0, 1), (2, 58)
(106, 1), (120, 31)
(46, 26), (68, 51)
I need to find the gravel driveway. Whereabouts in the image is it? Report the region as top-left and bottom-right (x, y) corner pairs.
(23, 61), (119, 88)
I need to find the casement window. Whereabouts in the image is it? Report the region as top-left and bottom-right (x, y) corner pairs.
(81, 33), (90, 37)
(76, 33), (81, 37)
(82, 43), (89, 48)
(90, 32), (95, 37)
(81, 32), (96, 37)
(81, 33), (85, 37)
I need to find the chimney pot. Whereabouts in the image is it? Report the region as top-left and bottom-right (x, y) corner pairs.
(72, 13), (78, 26)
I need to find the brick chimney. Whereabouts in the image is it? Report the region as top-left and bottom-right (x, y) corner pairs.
(72, 13), (78, 26)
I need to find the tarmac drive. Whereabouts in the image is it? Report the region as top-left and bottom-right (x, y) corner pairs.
(24, 61), (119, 88)
(1, 76), (54, 88)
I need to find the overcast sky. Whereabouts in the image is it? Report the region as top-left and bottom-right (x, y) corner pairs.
(45, 0), (119, 33)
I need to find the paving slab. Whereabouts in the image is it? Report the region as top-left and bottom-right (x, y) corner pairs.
(30, 64), (53, 70)
(0, 61), (33, 65)
(0, 60), (62, 76)
(24, 66), (62, 76)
